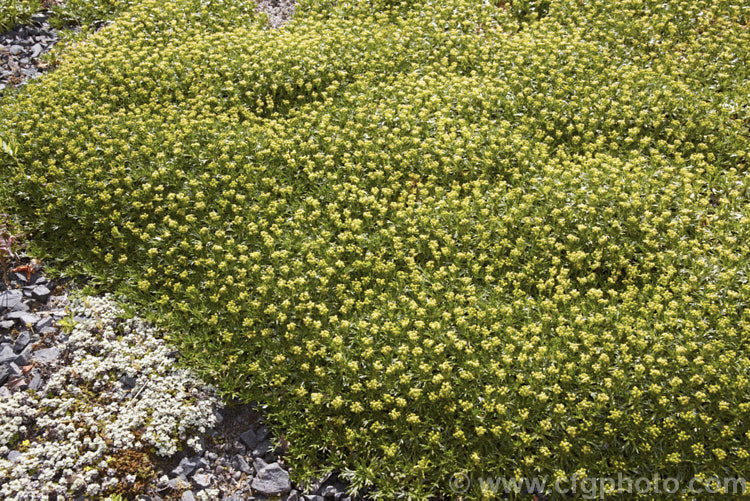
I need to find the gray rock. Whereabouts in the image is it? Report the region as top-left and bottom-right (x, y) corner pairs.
(0, 386), (11, 399)
(14, 352), (30, 367)
(304, 496), (325, 501)
(192, 472), (212, 488)
(34, 316), (53, 331)
(10, 301), (30, 313)
(4, 311), (40, 327)
(287, 491), (301, 501)
(30, 43), (43, 58)
(253, 457), (267, 473)
(28, 373), (43, 391)
(233, 455), (253, 474)
(168, 477), (190, 490)
(120, 375), (137, 389)
(0, 345), (16, 364)
(13, 331), (31, 352)
(172, 455), (206, 478)
(7, 450), (22, 463)
(322, 486), (337, 498)
(252, 439), (272, 458)
(181, 491), (196, 501)
(9, 45), (23, 55)
(251, 460), (291, 496)
(0, 364), (10, 386)
(0, 320), (14, 330)
(0, 290), (23, 311)
(31, 285), (51, 302)
(7, 362), (22, 376)
(32, 346), (60, 363)
(14, 346), (31, 366)
(239, 429), (258, 450)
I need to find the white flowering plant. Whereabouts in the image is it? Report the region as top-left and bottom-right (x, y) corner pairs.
(0, 296), (219, 499)
(1, 0), (749, 498)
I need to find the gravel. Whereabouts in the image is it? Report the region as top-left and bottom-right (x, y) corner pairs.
(0, 290), (23, 310)
(0, 11), (60, 93)
(257, 0), (297, 29)
(30, 346), (59, 363)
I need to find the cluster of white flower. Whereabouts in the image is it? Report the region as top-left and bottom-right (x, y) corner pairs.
(0, 295), (219, 500)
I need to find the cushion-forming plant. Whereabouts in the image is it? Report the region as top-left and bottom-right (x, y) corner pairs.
(1, 0), (749, 497)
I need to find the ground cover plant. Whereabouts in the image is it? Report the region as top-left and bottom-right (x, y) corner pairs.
(0, 0), (127, 32)
(1, 0), (750, 498)
(47, 0), (135, 30)
(0, 0), (42, 32)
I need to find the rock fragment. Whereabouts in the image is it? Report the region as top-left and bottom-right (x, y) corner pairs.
(251, 459), (291, 496)
(32, 346), (60, 363)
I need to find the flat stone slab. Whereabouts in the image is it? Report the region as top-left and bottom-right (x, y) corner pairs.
(0, 345), (16, 364)
(34, 316), (54, 331)
(32, 346), (60, 363)
(4, 311), (40, 327)
(252, 459), (291, 496)
(0, 290), (23, 311)
(31, 285), (51, 302)
(13, 331), (31, 352)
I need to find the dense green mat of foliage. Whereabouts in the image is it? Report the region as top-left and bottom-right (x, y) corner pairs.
(0, 0), (137, 33)
(2, 0), (750, 497)
(0, 0), (41, 32)
(48, 0), (136, 29)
